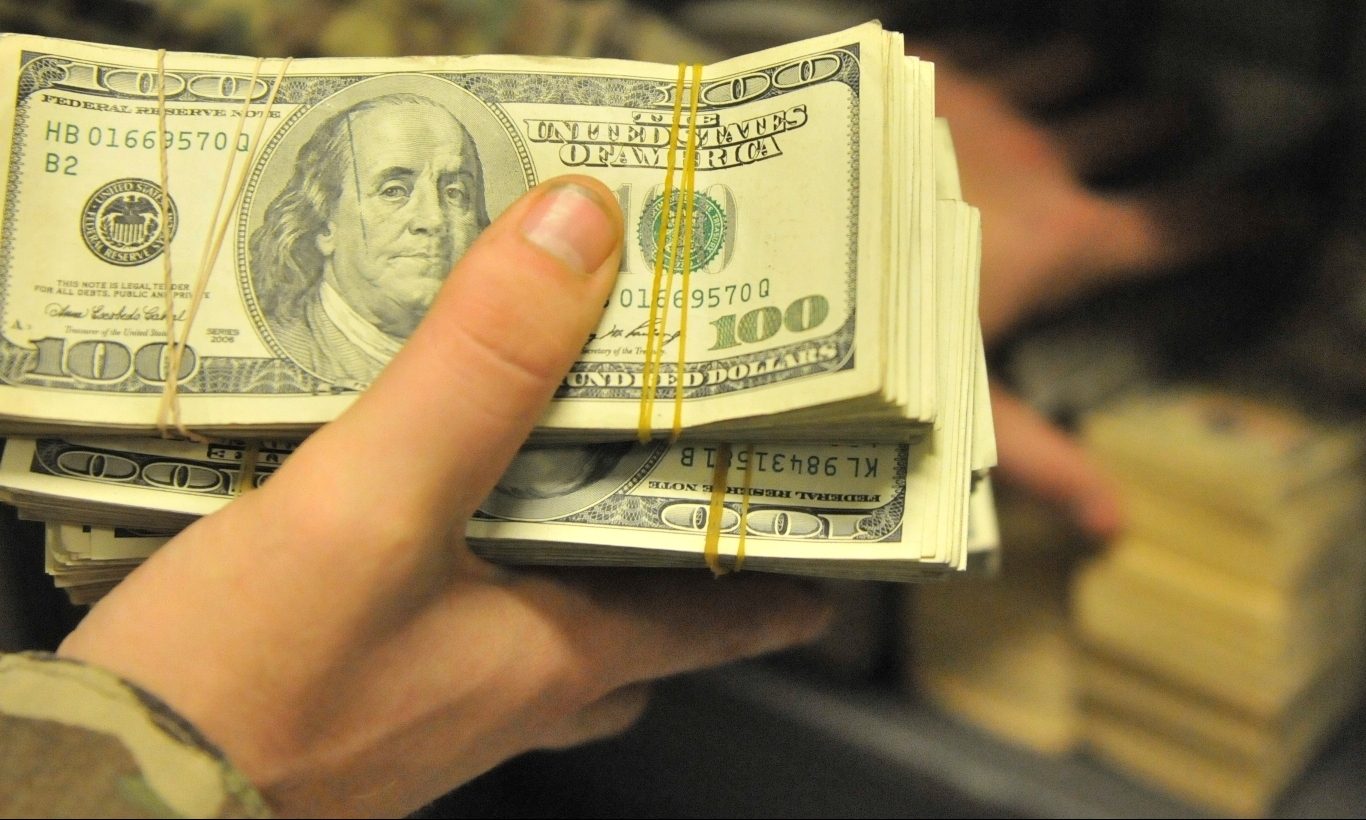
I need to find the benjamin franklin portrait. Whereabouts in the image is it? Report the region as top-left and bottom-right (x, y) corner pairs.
(249, 91), (492, 387)
(480, 441), (658, 521)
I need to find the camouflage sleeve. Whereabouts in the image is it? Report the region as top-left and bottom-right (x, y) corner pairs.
(0, 652), (271, 819)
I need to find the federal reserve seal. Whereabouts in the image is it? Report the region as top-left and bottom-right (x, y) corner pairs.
(638, 190), (727, 274)
(80, 178), (178, 266)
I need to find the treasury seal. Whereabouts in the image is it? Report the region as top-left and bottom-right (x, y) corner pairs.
(80, 178), (178, 266)
(638, 190), (727, 274)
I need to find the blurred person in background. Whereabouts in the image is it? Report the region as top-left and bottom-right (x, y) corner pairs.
(651, 0), (1264, 540)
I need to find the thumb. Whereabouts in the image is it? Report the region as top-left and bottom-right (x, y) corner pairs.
(291, 175), (623, 526)
(990, 381), (1123, 540)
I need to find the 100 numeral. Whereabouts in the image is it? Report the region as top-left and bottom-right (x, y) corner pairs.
(27, 337), (197, 383)
(709, 294), (829, 350)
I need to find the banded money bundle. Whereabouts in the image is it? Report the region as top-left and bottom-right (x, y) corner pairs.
(1073, 392), (1365, 815)
(0, 23), (957, 443)
(3, 153), (994, 587)
(908, 488), (1085, 757)
(0, 24), (997, 588)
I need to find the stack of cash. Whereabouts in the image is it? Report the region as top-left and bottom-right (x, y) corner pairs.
(0, 23), (997, 593)
(1, 23), (958, 443)
(1072, 391), (1365, 816)
(906, 487), (1086, 756)
(44, 523), (168, 605)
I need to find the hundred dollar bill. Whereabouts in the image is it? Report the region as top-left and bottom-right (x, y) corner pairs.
(39, 474), (1000, 607)
(0, 23), (944, 441)
(7, 433), (968, 582)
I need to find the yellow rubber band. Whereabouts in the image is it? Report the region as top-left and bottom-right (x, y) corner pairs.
(671, 64), (703, 440)
(734, 443), (755, 573)
(703, 442), (732, 576)
(236, 440), (261, 496)
(637, 64), (688, 443)
(152, 50), (178, 438)
(154, 57), (290, 442)
(171, 59), (288, 410)
(647, 186), (684, 431)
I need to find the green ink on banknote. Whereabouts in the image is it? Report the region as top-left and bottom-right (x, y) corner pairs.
(637, 190), (726, 274)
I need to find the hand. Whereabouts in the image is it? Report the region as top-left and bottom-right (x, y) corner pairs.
(923, 40), (1223, 537)
(57, 176), (830, 818)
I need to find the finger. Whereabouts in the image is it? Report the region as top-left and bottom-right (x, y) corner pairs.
(978, 36), (1101, 112)
(1050, 96), (1196, 178)
(915, 35), (1100, 112)
(287, 176), (623, 525)
(1071, 196), (1186, 281)
(1027, 194), (1202, 319)
(518, 569), (832, 689)
(988, 186), (1260, 343)
(907, 35), (1009, 73)
(1075, 186), (1266, 285)
(536, 683), (653, 750)
(990, 382), (1122, 539)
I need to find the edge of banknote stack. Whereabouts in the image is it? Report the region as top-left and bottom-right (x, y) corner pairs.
(0, 23), (998, 597)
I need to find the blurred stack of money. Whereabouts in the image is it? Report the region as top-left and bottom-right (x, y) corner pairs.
(1072, 390), (1365, 816)
(0, 18), (997, 591)
(906, 485), (1086, 756)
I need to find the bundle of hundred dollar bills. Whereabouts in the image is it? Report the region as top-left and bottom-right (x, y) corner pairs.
(0, 22), (998, 594)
